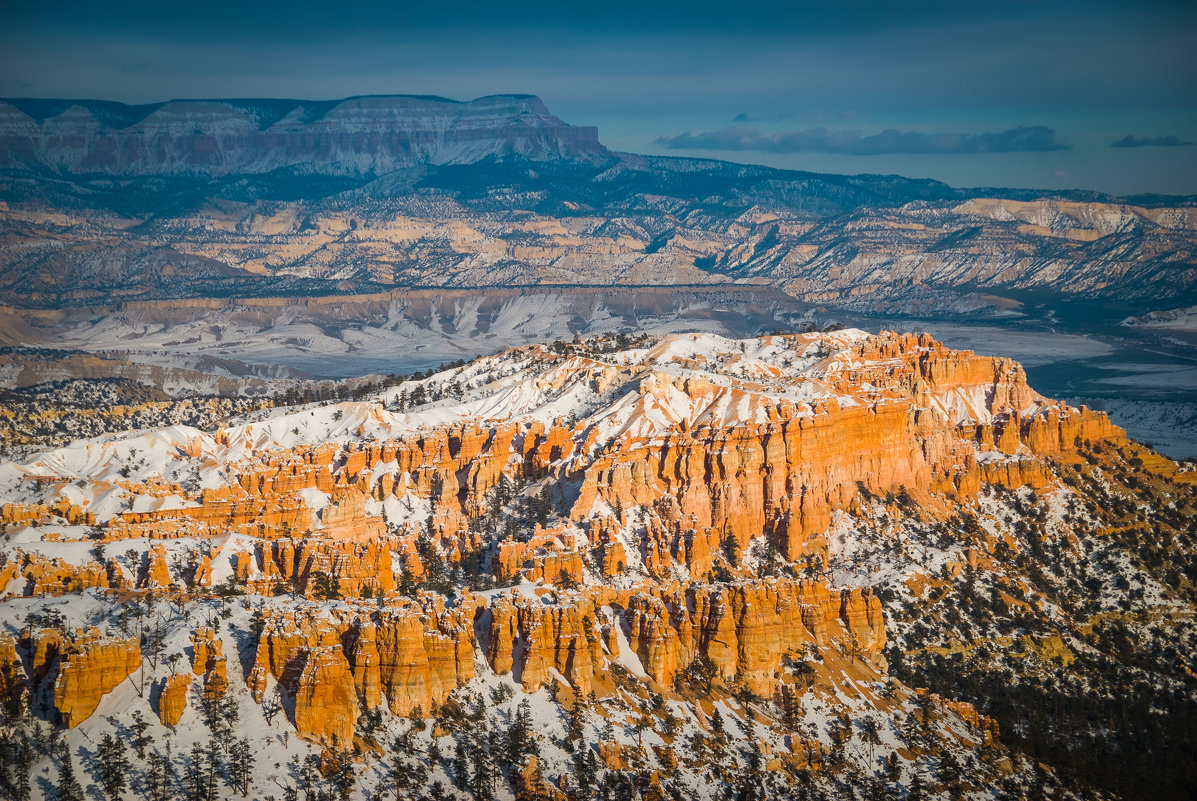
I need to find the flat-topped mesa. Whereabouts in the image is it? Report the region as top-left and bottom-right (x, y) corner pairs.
(0, 94), (609, 176)
(2, 330), (1135, 601)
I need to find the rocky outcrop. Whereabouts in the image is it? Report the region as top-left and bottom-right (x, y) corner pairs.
(292, 647), (359, 747)
(487, 593), (604, 694)
(621, 579), (885, 694)
(0, 635), (26, 715)
(51, 630), (141, 727)
(157, 673), (189, 726)
(249, 600), (476, 739)
(140, 543), (171, 588)
(481, 578), (884, 698)
(15, 554), (109, 596)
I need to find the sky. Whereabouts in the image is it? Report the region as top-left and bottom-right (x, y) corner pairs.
(2, 0), (1195, 196)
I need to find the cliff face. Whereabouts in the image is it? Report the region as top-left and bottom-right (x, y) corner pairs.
(248, 599), (477, 743)
(480, 578), (884, 697)
(3, 331), (1127, 606)
(0, 329), (1188, 800)
(50, 630), (141, 727)
(0, 95), (608, 177)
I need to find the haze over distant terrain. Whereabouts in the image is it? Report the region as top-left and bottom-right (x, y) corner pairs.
(1, 92), (1194, 455)
(2, 1), (1195, 195)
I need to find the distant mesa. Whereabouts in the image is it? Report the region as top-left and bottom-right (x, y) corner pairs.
(0, 94), (610, 176)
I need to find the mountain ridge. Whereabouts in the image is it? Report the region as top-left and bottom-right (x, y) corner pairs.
(0, 94), (609, 177)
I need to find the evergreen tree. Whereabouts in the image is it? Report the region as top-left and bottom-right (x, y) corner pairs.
(469, 726), (498, 801)
(330, 751), (355, 801)
(228, 738), (253, 797)
(300, 754), (320, 801)
(452, 740), (469, 789)
(567, 692), (587, 742)
(185, 743), (207, 801)
(96, 733), (131, 801)
(505, 699), (538, 766)
(536, 487), (553, 527)
(573, 747), (599, 801)
(722, 531), (740, 566)
(144, 751), (170, 801)
(56, 746), (85, 801)
(0, 738), (13, 800)
(12, 735), (31, 801)
(130, 710), (152, 759)
(311, 571), (342, 601)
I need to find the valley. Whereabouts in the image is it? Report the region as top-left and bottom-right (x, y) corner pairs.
(0, 92), (1194, 801)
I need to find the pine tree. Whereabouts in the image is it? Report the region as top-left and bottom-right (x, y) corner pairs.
(185, 743), (207, 801)
(505, 698), (538, 766)
(228, 737), (253, 797)
(0, 738), (13, 799)
(56, 746), (84, 801)
(12, 735), (31, 801)
(567, 691), (587, 742)
(96, 732), (130, 801)
(301, 753), (320, 801)
(452, 739), (469, 789)
(311, 571), (342, 601)
(331, 750), (355, 801)
(130, 710), (152, 759)
(722, 531), (740, 566)
(573, 746), (599, 801)
(144, 751), (170, 801)
(469, 727), (497, 801)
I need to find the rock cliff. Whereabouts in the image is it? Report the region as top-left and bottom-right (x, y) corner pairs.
(0, 95), (608, 177)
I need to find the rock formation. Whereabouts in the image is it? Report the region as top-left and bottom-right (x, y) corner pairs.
(51, 630), (141, 727)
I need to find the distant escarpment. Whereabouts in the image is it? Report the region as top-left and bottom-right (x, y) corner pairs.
(1, 95), (1194, 313)
(0, 94), (608, 176)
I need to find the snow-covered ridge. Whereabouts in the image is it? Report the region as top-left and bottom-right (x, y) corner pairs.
(0, 330), (1068, 522)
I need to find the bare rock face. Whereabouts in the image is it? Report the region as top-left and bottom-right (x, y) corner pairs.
(487, 593), (604, 693)
(0, 95), (607, 177)
(0, 635), (27, 715)
(190, 628), (221, 674)
(51, 630), (141, 727)
(249, 600), (476, 740)
(292, 646), (359, 747)
(140, 543), (171, 588)
(157, 673), (189, 726)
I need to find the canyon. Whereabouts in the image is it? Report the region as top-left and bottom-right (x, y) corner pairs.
(1, 93), (1195, 801)
(0, 330), (1191, 800)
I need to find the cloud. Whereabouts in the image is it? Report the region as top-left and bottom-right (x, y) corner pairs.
(1110, 134), (1193, 148)
(656, 124), (1071, 155)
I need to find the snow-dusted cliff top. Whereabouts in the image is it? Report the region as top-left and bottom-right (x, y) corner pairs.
(0, 94), (609, 175)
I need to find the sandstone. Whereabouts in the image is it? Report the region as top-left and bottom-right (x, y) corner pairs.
(292, 646), (359, 746)
(157, 673), (189, 726)
(51, 630), (141, 727)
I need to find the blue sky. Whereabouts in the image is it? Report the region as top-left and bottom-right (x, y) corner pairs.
(2, 0), (1194, 195)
